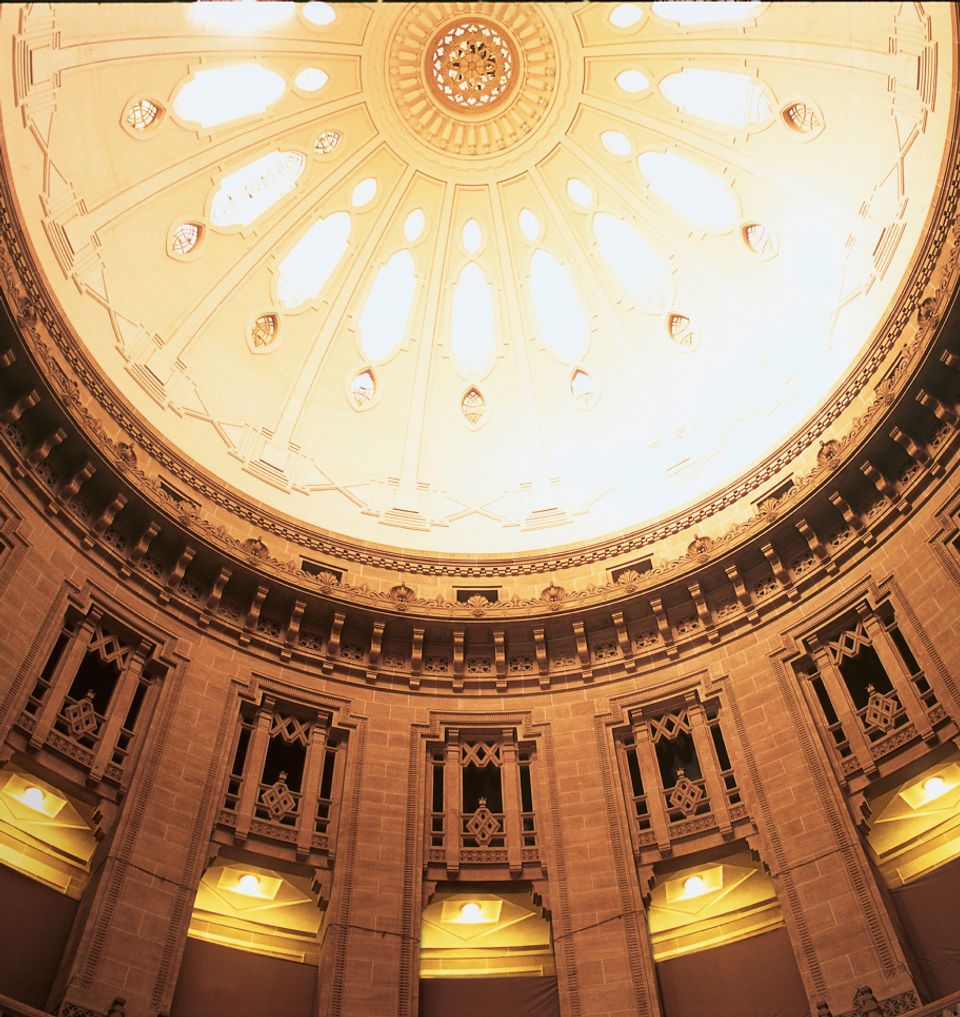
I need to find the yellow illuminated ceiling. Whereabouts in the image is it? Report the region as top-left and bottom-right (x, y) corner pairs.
(0, 2), (954, 554)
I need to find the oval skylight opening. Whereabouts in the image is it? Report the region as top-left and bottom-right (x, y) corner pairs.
(210, 151), (305, 229)
(601, 130), (632, 157)
(302, 2), (336, 27)
(276, 211), (351, 311)
(567, 178), (593, 208)
(659, 69), (771, 128)
(609, 3), (644, 29)
(451, 263), (496, 378)
(652, 1), (762, 26)
(351, 177), (377, 207)
(404, 209), (425, 242)
(294, 68), (328, 92)
(191, 2), (295, 32)
(637, 151), (737, 231)
(518, 208), (542, 243)
(173, 65), (285, 129)
(529, 250), (589, 363)
(358, 250), (417, 362)
(593, 213), (674, 312)
(462, 218), (483, 253)
(616, 69), (650, 94)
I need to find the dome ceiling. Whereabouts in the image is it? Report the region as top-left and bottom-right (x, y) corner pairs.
(0, 1), (953, 556)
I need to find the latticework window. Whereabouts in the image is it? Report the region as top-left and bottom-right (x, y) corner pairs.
(570, 368), (597, 407)
(350, 369), (375, 407)
(782, 101), (821, 133)
(667, 313), (696, 349)
(461, 387), (485, 424)
(170, 222), (201, 257)
(250, 313), (279, 350)
(314, 130), (342, 155)
(125, 98), (160, 131)
(742, 223), (776, 258)
(222, 697), (340, 853)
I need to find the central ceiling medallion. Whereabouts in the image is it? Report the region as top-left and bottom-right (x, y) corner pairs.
(388, 3), (558, 158)
(427, 18), (516, 110)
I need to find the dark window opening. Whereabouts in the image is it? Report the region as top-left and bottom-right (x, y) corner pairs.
(263, 737), (306, 790)
(463, 762), (502, 812)
(838, 644), (891, 709)
(654, 728), (701, 786)
(68, 650), (121, 714)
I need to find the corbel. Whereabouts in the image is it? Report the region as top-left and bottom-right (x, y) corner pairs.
(571, 620), (592, 680)
(533, 627), (550, 689)
(84, 491), (127, 547)
(940, 348), (960, 370)
(916, 387), (958, 425)
(611, 610), (636, 668)
(239, 584), (268, 645)
(452, 629), (465, 692)
(827, 491), (873, 547)
(282, 599), (307, 660)
(760, 543), (798, 600)
(861, 458), (908, 514)
(53, 460), (95, 515)
(0, 349), (16, 368)
(366, 619), (384, 681)
(494, 630), (507, 692)
(1, 388), (40, 424)
(26, 425), (66, 466)
(323, 611), (346, 671)
(158, 544), (196, 603)
(649, 598), (676, 657)
(724, 563), (759, 623)
(796, 518), (836, 575)
(199, 566), (231, 624)
(890, 424), (940, 478)
(410, 626), (424, 689)
(687, 584), (718, 641)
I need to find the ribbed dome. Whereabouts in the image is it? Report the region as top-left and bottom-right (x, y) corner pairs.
(0, 2), (953, 555)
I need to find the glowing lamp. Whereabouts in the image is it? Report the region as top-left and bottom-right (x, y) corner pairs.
(923, 776), (948, 801)
(682, 875), (707, 898)
(459, 902), (483, 922)
(20, 786), (45, 811)
(237, 873), (261, 895)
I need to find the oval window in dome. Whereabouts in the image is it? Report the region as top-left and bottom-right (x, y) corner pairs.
(601, 130), (633, 157)
(637, 151), (737, 231)
(294, 67), (328, 92)
(210, 151), (305, 229)
(593, 213), (674, 313)
(660, 69), (771, 128)
(609, 3), (644, 29)
(616, 69), (650, 94)
(276, 212), (351, 311)
(529, 250), (589, 363)
(351, 177), (377, 207)
(173, 65), (285, 129)
(302, 2), (336, 27)
(404, 208), (426, 242)
(567, 178), (593, 209)
(358, 250), (417, 362)
(451, 264), (496, 378)
(462, 218), (483, 253)
(518, 208), (542, 243)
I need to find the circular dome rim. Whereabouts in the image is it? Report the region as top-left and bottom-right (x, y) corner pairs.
(0, 3), (957, 582)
